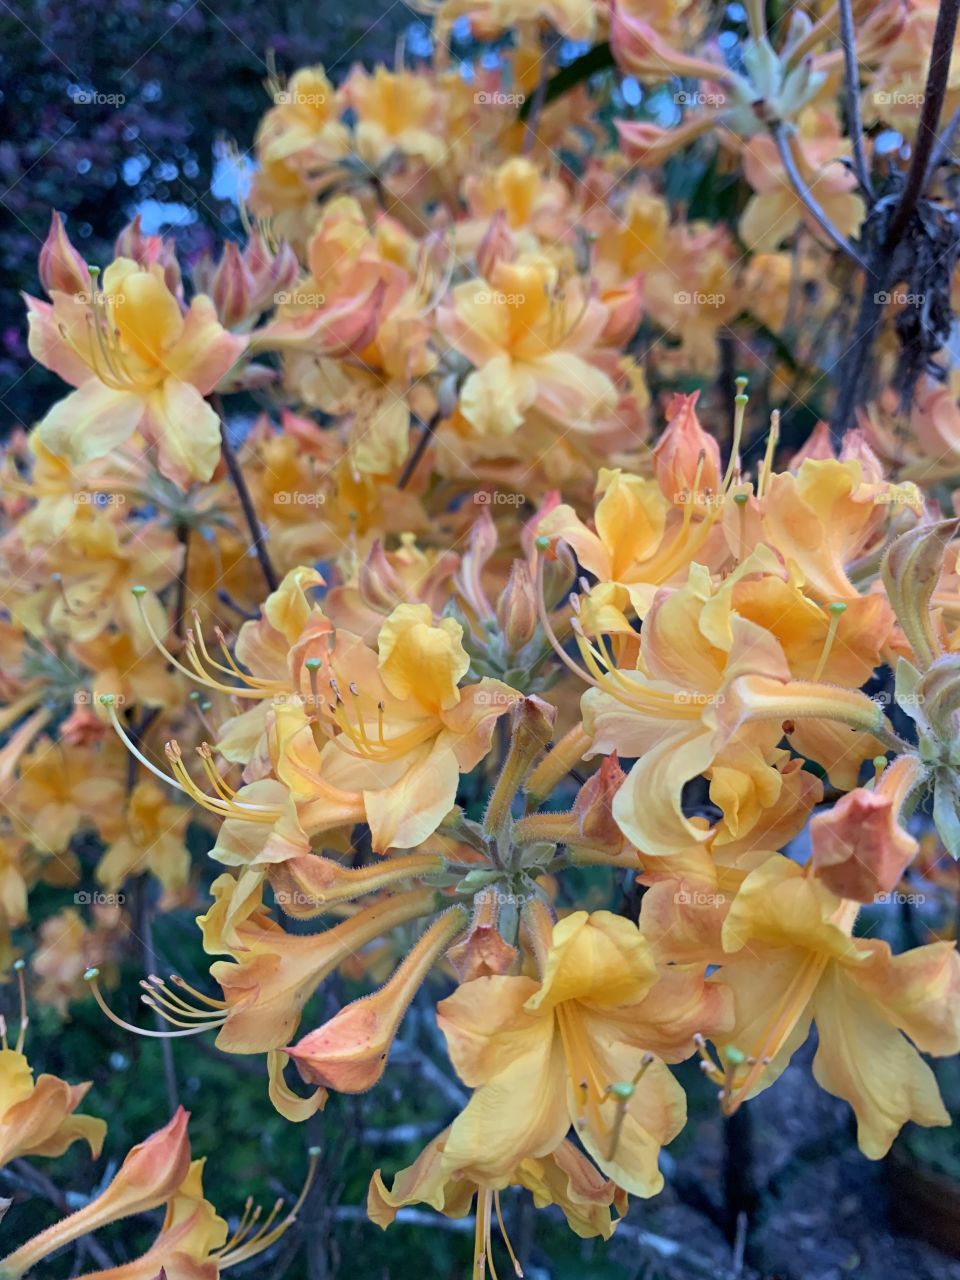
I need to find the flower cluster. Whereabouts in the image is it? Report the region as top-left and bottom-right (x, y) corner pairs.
(3, 0), (960, 1272)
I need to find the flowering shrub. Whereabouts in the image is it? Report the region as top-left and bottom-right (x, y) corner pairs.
(3, 0), (960, 1274)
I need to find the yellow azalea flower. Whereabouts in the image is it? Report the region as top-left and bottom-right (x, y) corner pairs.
(28, 255), (246, 486)
(5, 738), (125, 855)
(438, 256), (616, 438)
(342, 66), (447, 168)
(13, 508), (181, 646)
(255, 66), (349, 170)
(739, 113), (865, 253)
(274, 603), (518, 851)
(761, 456), (922, 607)
(193, 874), (441, 1053)
(709, 854), (960, 1158)
(437, 910), (730, 1196)
(369, 1129), (625, 1279)
(0, 1043), (105, 1169)
(96, 780), (192, 895)
(578, 555), (893, 854)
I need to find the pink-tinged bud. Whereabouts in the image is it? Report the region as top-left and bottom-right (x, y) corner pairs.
(615, 115), (718, 168)
(497, 559), (538, 652)
(610, 4), (731, 81)
(38, 212), (90, 296)
(475, 210), (515, 278)
(790, 420), (835, 468)
(0, 1109), (191, 1279)
(573, 752), (629, 852)
(359, 539), (406, 613)
(840, 427), (885, 484)
(653, 391), (722, 505)
(448, 888), (519, 982)
(59, 702), (107, 747)
(811, 756), (923, 902)
(455, 507), (498, 622)
(212, 240), (256, 328)
(601, 276), (644, 346)
(288, 909), (467, 1092)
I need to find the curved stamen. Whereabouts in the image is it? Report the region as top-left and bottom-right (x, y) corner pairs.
(85, 968), (226, 1039)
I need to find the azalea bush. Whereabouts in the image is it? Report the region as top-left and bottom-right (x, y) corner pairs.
(3, 0), (960, 1275)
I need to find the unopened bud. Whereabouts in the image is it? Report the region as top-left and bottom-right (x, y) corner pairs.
(38, 211), (90, 296)
(497, 559), (538, 651)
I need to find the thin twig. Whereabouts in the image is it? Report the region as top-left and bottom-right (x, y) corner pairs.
(884, 0), (960, 249)
(771, 124), (869, 270)
(837, 0), (873, 200)
(213, 394), (279, 593)
(397, 412), (440, 490)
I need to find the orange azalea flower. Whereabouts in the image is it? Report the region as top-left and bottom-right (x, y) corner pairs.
(27, 226), (246, 486)
(708, 855), (960, 1158)
(437, 909), (729, 1195)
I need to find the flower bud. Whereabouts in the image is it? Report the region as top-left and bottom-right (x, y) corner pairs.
(288, 908), (467, 1092)
(212, 239), (256, 329)
(652, 391), (721, 505)
(359, 539), (405, 612)
(38, 212), (90, 296)
(476, 209), (515, 278)
(497, 559), (538, 652)
(0, 1109), (191, 1279)
(811, 758), (922, 902)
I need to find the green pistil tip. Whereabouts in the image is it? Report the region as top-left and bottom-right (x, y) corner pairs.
(733, 493), (749, 506)
(12, 959), (25, 972)
(200, 700), (212, 712)
(131, 585), (147, 597)
(735, 375), (748, 391)
(304, 657), (322, 671)
(189, 690), (202, 701)
(83, 967), (100, 982)
(535, 535), (550, 550)
(608, 1081), (635, 1101)
(725, 1046), (746, 1066)
(734, 394), (748, 406)
(99, 694), (115, 705)
(873, 755), (888, 769)
(88, 265), (100, 277)
(828, 602), (847, 615)
(308, 1145), (322, 1157)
